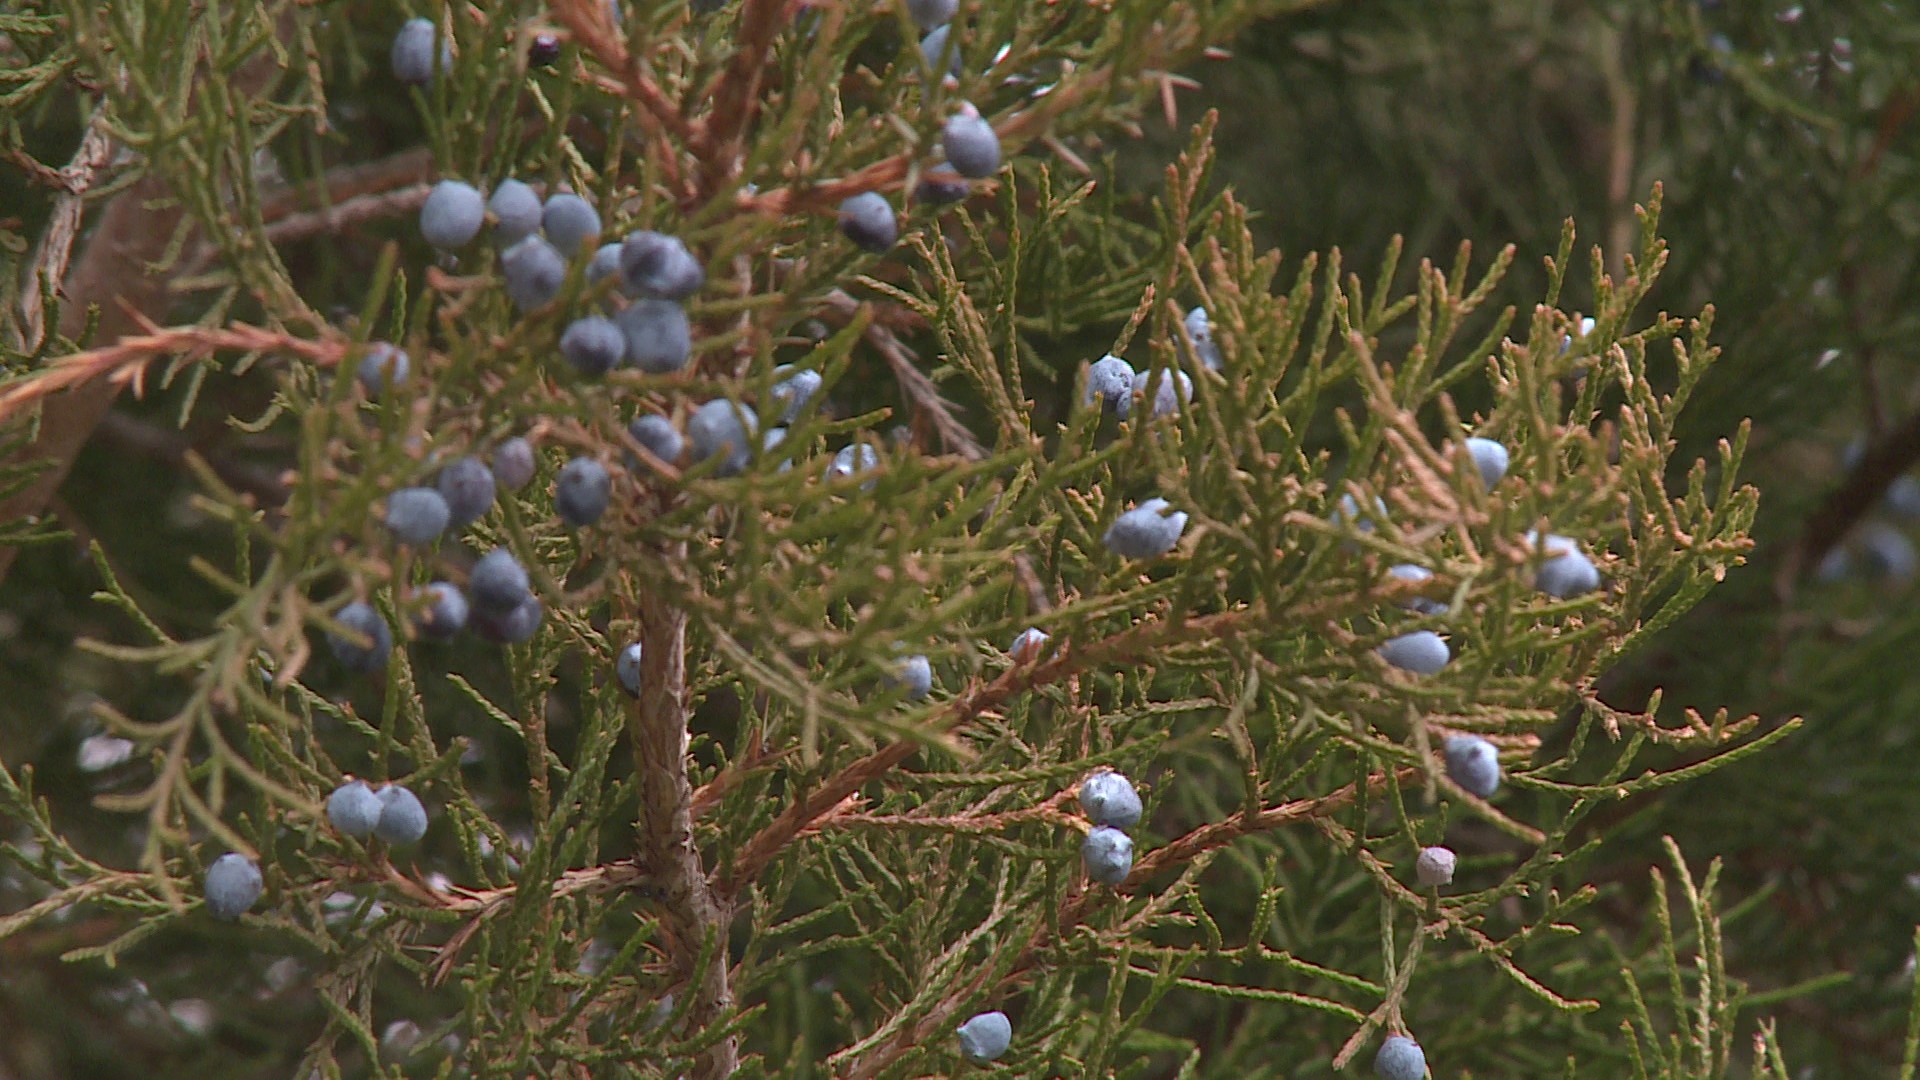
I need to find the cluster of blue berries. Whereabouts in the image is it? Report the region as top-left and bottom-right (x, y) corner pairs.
(327, 779), (431, 845)
(1077, 770), (1143, 885)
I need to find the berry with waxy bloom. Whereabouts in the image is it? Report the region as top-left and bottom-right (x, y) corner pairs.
(356, 343), (409, 397)
(541, 192), (601, 257)
(617, 643), (643, 698)
(1082, 354), (1135, 418)
(502, 235), (567, 313)
(687, 400), (758, 476)
(839, 193), (897, 253)
(436, 456), (495, 528)
(1377, 630), (1449, 675)
(1415, 845), (1456, 887)
(1443, 734), (1501, 798)
(1374, 1035), (1426, 1080)
(492, 438), (537, 490)
(391, 18), (451, 85)
(618, 299), (693, 373)
(374, 785), (428, 845)
(1103, 497), (1187, 559)
(955, 1010), (1012, 1064)
(1078, 771), (1142, 829)
(204, 853), (264, 919)
(560, 315), (627, 376)
(555, 458), (612, 526)
(1463, 436), (1509, 489)
(412, 581), (469, 640)
(420, 180), (485, 250)
(384, 487), (451, 545)
(628, 414), (684, 466)
(327, 781), (383, 838)
(1082, 826), (1134, 884)
(327, 601), (392, 673)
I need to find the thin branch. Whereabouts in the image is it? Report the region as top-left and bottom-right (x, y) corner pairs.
(0, 323), (346, 426)
(14, 105), (115, 353)
(628, 543), (738, 1078)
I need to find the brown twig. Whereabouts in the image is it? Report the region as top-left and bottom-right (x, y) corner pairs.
(0, 323), (346, 426)
(838, 769), (1418, 1080)
(13, 106), (116, 353)
(628, 544), (738, 1078)
(687, 0), (789, 195)
(717, 606), (1255, 896)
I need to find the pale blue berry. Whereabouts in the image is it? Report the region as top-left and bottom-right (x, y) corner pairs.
(502, 235), (567, 313)
(942, 106), (1001, 178)
(1078, 771), (1142, 829)
(1377, 630), (1449, 675)
(1103, 497), (1187, 559)
(906, 0), (957, 30)
(955, 1010), (1012, 1064)
(328, 601), (392, 673)
(1008, 627), (1049, 661)
(542, 193), (601, 257)
(1082, 826), (1133, 885)
(688, 400), (757, 476)
(420, 180), (485, 250)
(1083, 354), (1135, 418)
(327, 781), (383, 838)
(628, 414), (684, 466)
(1443, 735), (1500, 798)
(391, 18), (451, 85)
(893, 654), (933, 700)
(413, 581), (468, 640)
(492, 438), (537, 491)
(356, 342), (409, 397)
(469, 548), (531, 614)
(374, 785), (429, 845)
(839, 193), (897, 253)
(618, 299), (693, 373)
(1464, 436), (1509, 489)
(1415, 845), (1456, 887)
(827, 443), (880, 490)
(1131, 367), (1191, 418)
(768, 366), (823, 423)
(560, 315), (627, 376)
(204, 852), (263, 919)
(472, 595), (543, 644)
(1332, 492), (1388, 535)
(488, 178), (543, 244)
(436, 456), (496, 528)
(916, 166), (971, 205)
(1532, 532), (1602, 597)
(1183, 307), (1223, 372)
(587, 243), (626, 293)
(761, 428), (793, 471)
(555, 458), (611, 526)
(1374, 1036), (1425, 1080)
(617, 642), (643, 698)
(384, 487), (450, 545)
(919, 25), (963, 76)
(1386, 564), (1447, 615)
(619, 231), (705, 300)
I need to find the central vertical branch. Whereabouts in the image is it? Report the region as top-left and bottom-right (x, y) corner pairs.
(631, 544), (737, 1076)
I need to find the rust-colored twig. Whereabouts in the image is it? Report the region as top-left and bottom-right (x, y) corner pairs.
(628, 542), (738, 1078)
(0, 323), (346, 426)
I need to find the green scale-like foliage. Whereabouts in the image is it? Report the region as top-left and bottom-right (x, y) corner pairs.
(0, 0), (1867, 1077)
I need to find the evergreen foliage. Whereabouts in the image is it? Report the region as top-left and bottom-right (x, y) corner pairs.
(1, 0), (1910, 1077)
